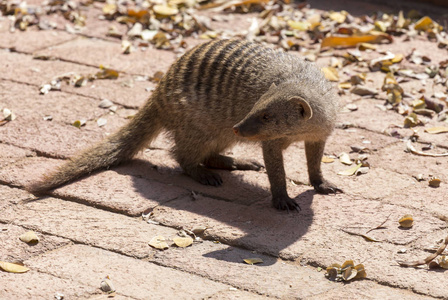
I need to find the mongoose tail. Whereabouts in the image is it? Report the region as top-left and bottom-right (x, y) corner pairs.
(26, 100), (162, 194)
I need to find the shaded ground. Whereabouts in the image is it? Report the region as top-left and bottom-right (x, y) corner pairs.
(1, 0), (447, 299)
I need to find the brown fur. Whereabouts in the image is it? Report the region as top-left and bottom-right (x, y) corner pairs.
(27, 38), (342, 211)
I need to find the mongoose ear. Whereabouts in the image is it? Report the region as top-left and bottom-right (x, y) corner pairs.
(290, 97), (313, 120)
(269, 83), (277, 90)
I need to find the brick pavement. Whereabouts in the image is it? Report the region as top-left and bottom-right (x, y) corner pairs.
(1, 0), (447, 299)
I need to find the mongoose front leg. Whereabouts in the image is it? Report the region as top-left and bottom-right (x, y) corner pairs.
(204, 155), (263, 171)
(305, 140), (342, 194)
(262, 140), (301, 212)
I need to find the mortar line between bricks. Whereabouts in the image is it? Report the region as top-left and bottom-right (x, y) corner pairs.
(0, 77), (139, 110)
(4, 218), (276, 299)
(1, 42), (166, 78)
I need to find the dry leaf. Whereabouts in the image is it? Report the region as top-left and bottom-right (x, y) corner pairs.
(73, 120), (86, 128)
(321, 67), (339, 82)
(97, 118), (107, 127)
(406, 140), (448, 157)
(350, 86), (378, 96)
(173, 236), (193, 248)
(425, 127), (448, 134)
(2, 108), (16, 121)
(428, 177), (441, 187)
(243, 258), (263, 265)
(399, 214), (414, 228)
(0, 261), (30, 273)
(338, 152), (352, 165)
(321, 33), (392, 49)
(338, 163), (362, 176)
(149, 235), (169, 250)
(19, 231), (39, 244)
(153, 5), (179, 16)
(100, 275), (116, 293)
(96, 66), (119, 79)
(322, 156), (335, 163)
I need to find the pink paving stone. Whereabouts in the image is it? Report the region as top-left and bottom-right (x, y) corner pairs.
(386, 181), (448, 217)
(0, 27), (76, 53)
(152, 240), (336, 299)
(0, 117), (103, 158)
(308, 280), (436, 300)
(0, 197), (179, 259)
(369, 141), (448, 182)
(0, 223), (71, 263)
(0, 270), (98, 299)
(149, 195), (448, 297)
(52, 168), (190, 216)
(0, 80), (105, 124)
(26, 244), (238, 299)
(0, 184), (32, 210)
(0, 143), (35, 169)
(34, 36), (178, 76)
(0, 51), (153, 108)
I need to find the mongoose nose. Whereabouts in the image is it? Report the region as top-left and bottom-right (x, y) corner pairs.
(233, 126), (239, 135)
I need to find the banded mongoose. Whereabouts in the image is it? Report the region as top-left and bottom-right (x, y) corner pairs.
(27, 38), (342, 211)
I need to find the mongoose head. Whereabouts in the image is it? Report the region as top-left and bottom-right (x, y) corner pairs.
(233, 82), (334, 141)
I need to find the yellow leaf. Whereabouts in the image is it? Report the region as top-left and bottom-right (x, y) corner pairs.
(153, 5), (179, 16)
(414, 16), (433, 31)
(338, 163), (362, 176)
(19, 231), (39, 244)
(424, 127), (448, 134)
(173, 236), (193, 248)
(429, 177), (441, 188)
(321, 34), (392, 49)
(322, 156), (335, 163)
(287, 20), (310, 31)
(0, 261), (30, 273)
(399, 214), (414, 228)
(338, 82), (352, 89)
(321, 67), (339, 82)
(338, 152), (352, 165)
(149, 236), (169, 250)
(329, 11), (346, 23)
(243, 258), (263, 265)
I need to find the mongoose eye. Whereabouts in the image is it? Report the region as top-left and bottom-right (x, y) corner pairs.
(262, 113), (271, 122)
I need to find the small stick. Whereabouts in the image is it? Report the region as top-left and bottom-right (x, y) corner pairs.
(397, 234), (448, 267)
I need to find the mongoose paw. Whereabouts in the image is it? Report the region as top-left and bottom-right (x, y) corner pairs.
(234, 159), (264, 171)
(313, 181), (343, 194)
(272, 196), (301, 213)
(196, 170), (223, 187)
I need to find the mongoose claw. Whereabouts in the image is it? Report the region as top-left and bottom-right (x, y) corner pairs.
(272, 196), (301, 212)
(313, 181), (343, 194)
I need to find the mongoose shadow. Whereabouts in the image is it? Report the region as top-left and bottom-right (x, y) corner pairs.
(114, 155), (316, 263)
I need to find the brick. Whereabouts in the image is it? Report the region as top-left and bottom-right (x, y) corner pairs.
(309, 280), (436, 300)
(0, 197), (178, 258)
(26, 244), (238, 300)
(0, 270), (98, 299)
(35, 36), (177, 76)
(0, 28), (76, 53)
(0, 224), (71, 263)
(0, 51), (152, 108)
(0, 184), (32, 211)
(153, 240), (336, 299)
(0, 143), (35, 169)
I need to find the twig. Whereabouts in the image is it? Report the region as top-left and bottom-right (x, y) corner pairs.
(397, 234), (448, 267)
(366, 213), (391, 234)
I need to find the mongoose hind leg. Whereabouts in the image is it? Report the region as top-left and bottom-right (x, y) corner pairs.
(204, 155), (263, 171)
(173, 133), (224, 187)
(262, 140), (301, 212)
(305, 140), (343, 194)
